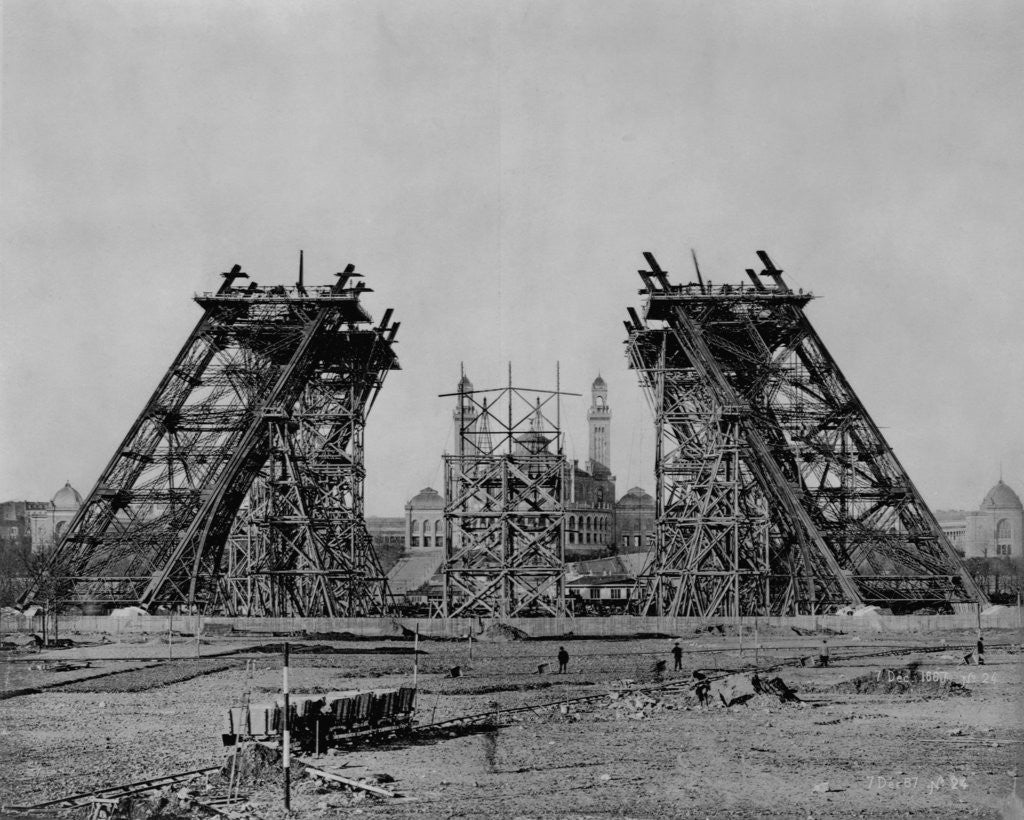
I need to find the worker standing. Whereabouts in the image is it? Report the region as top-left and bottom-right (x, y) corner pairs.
(671, 641), (683, 671)
(557, 646), (569, 674)
(976, 633), (985, 665)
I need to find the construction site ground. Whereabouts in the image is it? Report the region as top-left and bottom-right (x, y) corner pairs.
(1, 624), (1022, 819)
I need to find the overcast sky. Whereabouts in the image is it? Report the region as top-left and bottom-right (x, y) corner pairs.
(1, 1), (1021, 516)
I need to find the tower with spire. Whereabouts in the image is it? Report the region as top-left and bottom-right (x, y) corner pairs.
(587, 375), (611, 476)
(453, 369), (475, 457)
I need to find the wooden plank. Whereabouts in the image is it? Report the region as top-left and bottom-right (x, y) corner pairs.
(303, 764), (397, 798)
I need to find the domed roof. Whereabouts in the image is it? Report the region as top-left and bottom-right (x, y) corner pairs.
(406, 487), (444, 510)
(592, 374), (606, 389)
(52, 481), (83, 509)
(616, 486), (654, 507)
(980, 480), (1022, 511)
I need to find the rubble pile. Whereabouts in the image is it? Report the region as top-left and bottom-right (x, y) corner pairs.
(478, 623), (530, 642)
(219, 743), (304, 788)
(72, 792), (196, 820)
(606, 690), (678, 720)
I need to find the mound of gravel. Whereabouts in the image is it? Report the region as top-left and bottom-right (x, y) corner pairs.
(219, 743), (305, 788)
(478, 623), (530, 642)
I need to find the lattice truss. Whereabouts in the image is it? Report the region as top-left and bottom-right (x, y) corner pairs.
(23, 265), (399, 616)
(626, 252), (986, 616)
(440, 372), (574, 618)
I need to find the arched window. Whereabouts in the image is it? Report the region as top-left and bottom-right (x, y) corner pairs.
(412, 519), (421, 548)
(996, 519), (1012, 555)
(434, 519), (443, 549)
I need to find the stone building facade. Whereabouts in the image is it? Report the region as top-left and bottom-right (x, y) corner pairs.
(1, 482), (83, 555)
(937, 479), (1023, 559)
(964, 480), (1022, 558)
(405, 487), (445, 550)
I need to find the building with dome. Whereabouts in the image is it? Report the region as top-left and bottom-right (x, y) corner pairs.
(964, 480), (1022, 559)
(405, 486), (445, 550)
(0, 482), (84, 556)
(613, 486), (656, 552)
(28, 482), (83, 553)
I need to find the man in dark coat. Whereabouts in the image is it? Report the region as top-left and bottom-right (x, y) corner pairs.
(671, 641), (683, 671)
(557, 646), (569, 674)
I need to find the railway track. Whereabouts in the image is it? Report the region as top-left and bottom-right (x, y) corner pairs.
(2, 767), (221, 814)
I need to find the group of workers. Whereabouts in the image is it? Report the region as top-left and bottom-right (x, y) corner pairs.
(548, 632), (989, 701)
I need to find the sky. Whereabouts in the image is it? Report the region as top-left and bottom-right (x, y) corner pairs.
(1, 0), (1022, 516)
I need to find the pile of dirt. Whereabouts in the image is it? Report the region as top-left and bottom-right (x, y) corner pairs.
(219, 743), (305, 788)
(823, 667), (971, 697)
(478, 623), (530, 642)
(606, 690), (673, 720)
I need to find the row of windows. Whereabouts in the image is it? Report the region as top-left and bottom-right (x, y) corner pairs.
(574, 587), (626, 600)
(623, 534), (654, 548)
(410, 535), (446, 548)
(567, 515), (609, 532)
(410, 519), (443, 536)
(568, 514), (611, 546)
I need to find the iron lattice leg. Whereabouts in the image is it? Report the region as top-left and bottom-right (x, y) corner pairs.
(23, 266), (400, 617)
(626, 251), (986, 617)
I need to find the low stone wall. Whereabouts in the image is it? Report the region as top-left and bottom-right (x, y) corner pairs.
(2, 609), (1021, 638)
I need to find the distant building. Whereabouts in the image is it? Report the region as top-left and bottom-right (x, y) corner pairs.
(566, 574), (634, 610)
(1, 482), (83, 555)
(28, 482), (83, 553)
(935, 480), (1022, 559)
(565, 376), (656, 559)
(0, 500), (45, 554)
(964, 480), (1022, 559)
(613, 486), (656, 553)
(405, 487), (445, 551)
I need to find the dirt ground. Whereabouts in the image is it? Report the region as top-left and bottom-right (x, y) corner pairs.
(1, 625), (1022, 819)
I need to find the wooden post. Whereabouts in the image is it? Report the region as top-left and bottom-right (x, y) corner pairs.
(168, 613), (173, 661)
(754, 618), (759, 669)
(283, 642), (291, 811)
(413, 625), (419, 689)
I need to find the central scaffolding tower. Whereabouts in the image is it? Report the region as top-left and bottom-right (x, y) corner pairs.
(625, 251), (986, 616)
(439, 368), (575, 618)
